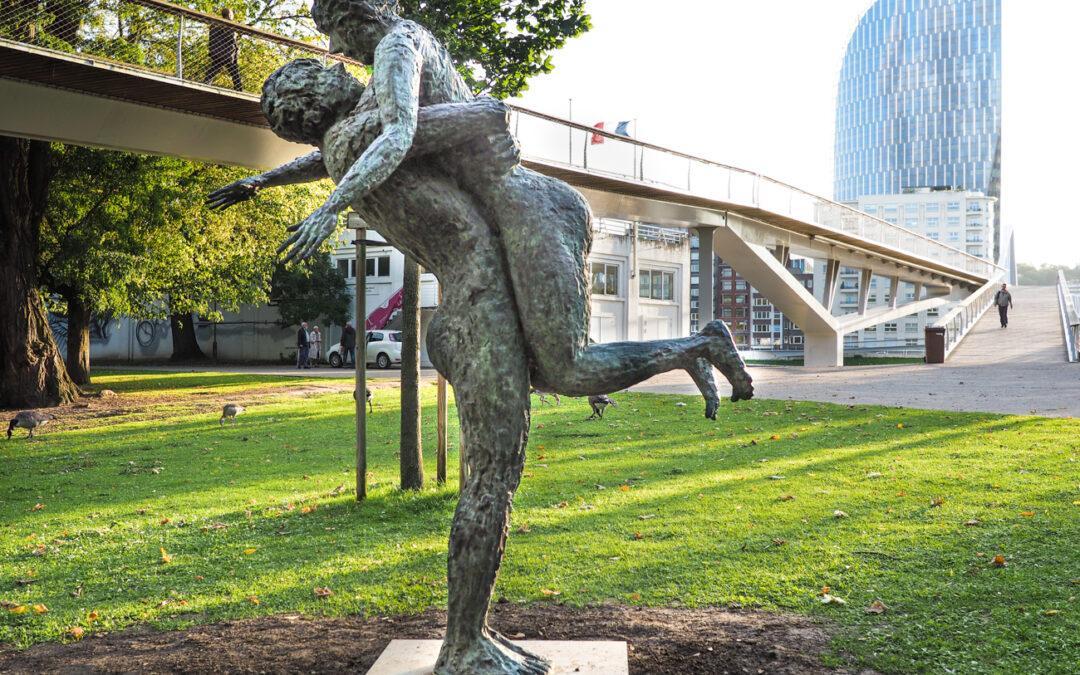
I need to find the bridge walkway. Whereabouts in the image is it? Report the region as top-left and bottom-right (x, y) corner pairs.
(634, 287), (1080, 417)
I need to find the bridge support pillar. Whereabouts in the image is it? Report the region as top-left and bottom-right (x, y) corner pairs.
(804, 332), (843, 368)
(695, 227), (716, 326)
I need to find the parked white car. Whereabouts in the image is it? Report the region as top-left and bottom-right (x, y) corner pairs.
(327, 330), (403, 369)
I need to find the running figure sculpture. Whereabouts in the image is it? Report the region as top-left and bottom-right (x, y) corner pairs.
(207, 2), (753, 672)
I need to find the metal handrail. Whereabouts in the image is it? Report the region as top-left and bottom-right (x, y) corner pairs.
(508, 106), (1002, 281)
(1057, 271), (1079, 363)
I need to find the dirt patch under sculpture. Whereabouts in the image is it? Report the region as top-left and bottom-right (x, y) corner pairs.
(0, 603), (853, 674)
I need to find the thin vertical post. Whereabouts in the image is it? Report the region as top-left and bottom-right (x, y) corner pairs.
(175, 15), (184, 78)
(436, 284), (448, 485)
(458, 391), (467, 494)
(567, 98), (573, 165)
(399, 256), (423, 490)
(354, 220), (367, 501)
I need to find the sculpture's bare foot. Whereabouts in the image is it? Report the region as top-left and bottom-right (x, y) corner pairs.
(686, 357), (721, 419)
(436, 630), (551, 675)
(699, 320), (755, 402)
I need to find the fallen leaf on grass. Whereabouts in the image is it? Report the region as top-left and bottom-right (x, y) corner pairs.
(772, 538), (787, 546)
(632, 532), (645, 540)
(516, 523), (530, 533)
(866, 472), (883, 479)
(159, 548), (172, 564)
(637, 514), (657, 520)
(1020, 511), (1035, 517)
(834, 510), (848, 519)
(87, 610), (99, 622)
(67, 627), (85, 639)
(770, 435), (781, 441)
(991, 554), (1007, 567)
(160, 518), (171, 525)
(540, 588), (561, 597)
(930, 497), (945, 508)
(779, 495), (795, 502)
(32, 604), (48, 614)
(31, 503), (44, 512)
(243, 548), (258, 555)
(248, 596), (260, 605)
(619, 485), (630, 492)
(313, 587), (333, 598)
(629, 592), (642, 602)
(821, 594), (846, 605)
(301, 504), (317, 514)
(896, 423), (905, 429)
(865, 600), (887, 614)
(964, 519), (981, 527)
(8, 605), (28, 614)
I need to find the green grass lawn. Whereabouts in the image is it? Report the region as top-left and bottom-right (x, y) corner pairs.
(2, 370), (1078, 673)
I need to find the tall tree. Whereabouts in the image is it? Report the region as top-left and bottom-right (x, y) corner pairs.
(399, 0), (591, 98)
(0, 137), (80, 407)
(269, 253), (351, 329)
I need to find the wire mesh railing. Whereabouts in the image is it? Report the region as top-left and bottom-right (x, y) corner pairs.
(508, 107), (1002, 282)
(0, 0), (355, 96)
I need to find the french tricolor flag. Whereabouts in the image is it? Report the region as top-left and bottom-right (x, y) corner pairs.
(591, 120), (633, 144)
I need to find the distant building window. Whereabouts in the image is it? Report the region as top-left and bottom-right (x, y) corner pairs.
(337, 259), (351, 278)
(722, 280), (733, 291)
(925, 203), (940, 213)
(754, 297), (770, 307)
(366, 255), (391, 277)
(905, 218), (919, 228)
(926, 218), (939, 228)
(905, 338), (920, 346)
(789, 335), (803, 345)
(884, 323), (898, 333)
(722, 268), (734, 278)
(735, 280), (747, 291)
(734, 308), (747, 318)
(734, 295), (746, 304)
(590, 262), (620, 296)
(721, 295), (732, 304)
(639, 269), (675, 301)
(947, 202), (961, 211)
(753, 311), (771, 320)
(905, 322), (919, 333)
(721, 308), (733, 318)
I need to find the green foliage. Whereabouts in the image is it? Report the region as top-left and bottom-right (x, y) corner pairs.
(1017, 262), (1080, 286)
(40, 145), (331, 322)
(399, 0), (591, 98)
(2, 373), (1078, 673)
(270, 253), (351, 328)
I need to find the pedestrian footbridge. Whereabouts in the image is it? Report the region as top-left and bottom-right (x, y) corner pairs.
(0, 0), (1005, 366)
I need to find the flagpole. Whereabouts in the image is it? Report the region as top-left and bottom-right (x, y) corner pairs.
(568, 98), (573, 165)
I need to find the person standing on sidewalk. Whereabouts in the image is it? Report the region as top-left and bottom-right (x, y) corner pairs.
(310, 325), (323, 367)
(296, 321), (310, 368)
(994, 283), (1014, 328)
(340, 321), (357, 367)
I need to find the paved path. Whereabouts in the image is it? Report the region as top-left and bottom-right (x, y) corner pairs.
(112, 288), (1078, 417)
(633, 286), (1080, 418)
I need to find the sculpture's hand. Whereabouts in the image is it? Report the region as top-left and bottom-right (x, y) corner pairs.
(206, 176), (266, 210)
(278, 207), (339, 262)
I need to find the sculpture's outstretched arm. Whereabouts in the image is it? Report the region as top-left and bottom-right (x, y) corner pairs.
(281, 31), (422, 261)
(207, 151), (328, 210)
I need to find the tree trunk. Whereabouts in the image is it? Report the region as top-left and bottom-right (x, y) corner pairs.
(169, 312), (206, 361)
(65, 294), (92, 385)
(399, 256), (424, 490)
(0, 136), (79, 408)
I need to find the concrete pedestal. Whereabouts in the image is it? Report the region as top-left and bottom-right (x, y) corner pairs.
(803, 332), (844, 367)
(366, 640), (629, 675)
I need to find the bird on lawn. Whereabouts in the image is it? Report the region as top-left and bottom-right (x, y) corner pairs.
(220, 404), (245, 425)
(587, 395), (618, 420)
(7, 411), (53, 439)
(353, 388), (374, 413)
(530, 387), (561, 406)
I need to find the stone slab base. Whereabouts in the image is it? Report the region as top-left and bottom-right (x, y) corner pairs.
(366, 639), (629, 674)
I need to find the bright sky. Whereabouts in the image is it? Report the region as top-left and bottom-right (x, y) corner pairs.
(511, 0), (1080, 267)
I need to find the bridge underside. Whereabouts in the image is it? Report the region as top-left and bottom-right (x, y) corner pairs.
(2, 41), (995, 367)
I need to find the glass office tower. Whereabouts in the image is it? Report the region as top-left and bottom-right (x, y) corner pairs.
(834, 0), (1009, 275)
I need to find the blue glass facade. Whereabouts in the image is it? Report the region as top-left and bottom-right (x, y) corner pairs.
(834, 0), (1001, 204)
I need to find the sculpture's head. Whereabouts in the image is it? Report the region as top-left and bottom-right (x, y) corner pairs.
(262, 59), (364, 145)
(311, 0), (401, 63)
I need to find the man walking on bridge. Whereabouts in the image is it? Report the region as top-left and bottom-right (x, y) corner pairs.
(995, 283), (1014, 328)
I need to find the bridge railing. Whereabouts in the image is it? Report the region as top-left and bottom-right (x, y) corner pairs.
(507, 108), (1001, 281)
(927, 273), (1005, 361)
(1057, 271), (1079, 363)
(0, 0), (349, 96)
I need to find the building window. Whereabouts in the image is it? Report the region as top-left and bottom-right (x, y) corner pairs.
(905, 338), (920, 346)
(754, 297), (770, 307)
(639, 269), (675, 301)
(734, 308), (747, 318)
(721, 295), (732, 305)
(590, 262), (620, 297)
(722, 280), (733, 291)
(722, 268), (734, 278)
(753, 311), (771, 319)
(721, 308), (733, 318)
(905, 322), (919, 333)
(337, 259), (351, 278)
(734, 295), (746, 304)
(947, 202), (961, 211)
(735, 280), (747, 291)
(789, 335), (803, 345)
(366, 255), (391, 277)
(925, 203), (939, 213)
(926, 217), (939, 228)
(884, 323), (897, 333)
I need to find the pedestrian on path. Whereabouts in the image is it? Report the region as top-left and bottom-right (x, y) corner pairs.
(995, 283), (1013, 328)
(205, 8), (244, 91)
(341, 321), (357, 366)
(297, 321), (310, 368)
(310, 325), (323, 366)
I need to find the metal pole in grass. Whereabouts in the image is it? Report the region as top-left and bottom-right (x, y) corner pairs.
(436, 283), (448, 485)
(351, 212), (367, 501)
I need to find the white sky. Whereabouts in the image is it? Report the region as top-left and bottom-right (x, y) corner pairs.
(511, 0), (1080, 267)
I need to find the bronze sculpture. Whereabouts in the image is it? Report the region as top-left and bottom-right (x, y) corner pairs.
(208, 2), (754, 671)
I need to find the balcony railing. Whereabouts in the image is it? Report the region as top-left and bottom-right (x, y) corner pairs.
(1057, 271), (1079, 363)
(931, 272), (1006, 360)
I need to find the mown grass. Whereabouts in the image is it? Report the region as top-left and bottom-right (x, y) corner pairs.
(2, 370), (1078, 673)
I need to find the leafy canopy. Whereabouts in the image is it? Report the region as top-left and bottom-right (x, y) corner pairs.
(399, 0), (591, 98)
